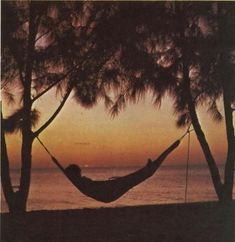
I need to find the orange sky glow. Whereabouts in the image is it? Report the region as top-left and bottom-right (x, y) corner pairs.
(2, 88), (228, 170)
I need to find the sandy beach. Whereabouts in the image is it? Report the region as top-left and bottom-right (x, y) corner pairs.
(1, 201), (234, 242)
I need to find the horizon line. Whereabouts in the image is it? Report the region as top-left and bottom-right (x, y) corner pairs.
(10, 163), (224, 171)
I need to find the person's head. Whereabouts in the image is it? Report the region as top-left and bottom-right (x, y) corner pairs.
(65, 164), (81, 178)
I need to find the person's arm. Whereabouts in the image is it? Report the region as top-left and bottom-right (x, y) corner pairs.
(153, 140), (180, 165)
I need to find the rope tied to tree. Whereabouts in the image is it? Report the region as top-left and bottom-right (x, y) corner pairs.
(182, 124), (193, 203)
(36, 136), (65, 173)
(184, 127), (191, 203)
(179, 124), (194, 141)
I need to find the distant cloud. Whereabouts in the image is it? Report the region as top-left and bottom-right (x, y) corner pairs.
(75, 142), (90, 146)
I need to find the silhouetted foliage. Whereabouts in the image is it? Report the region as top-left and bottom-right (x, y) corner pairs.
(109, 2), (235, 202)
(1, 1), (132, 212)
(2, 2), (234, 212)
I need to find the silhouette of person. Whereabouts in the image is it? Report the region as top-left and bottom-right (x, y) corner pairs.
(147, 158), (153, 166)
(65, 160), (153, 182)
(65, 164), (92, 183)
(65, 164), (81, 179)
(62, 140), (180, 202)
(63, 160), (157, 203)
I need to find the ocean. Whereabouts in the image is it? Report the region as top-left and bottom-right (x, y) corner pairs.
(1, 165), (229, 212)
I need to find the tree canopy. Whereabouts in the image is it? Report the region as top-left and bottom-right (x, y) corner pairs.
(1, 1), (234, 212)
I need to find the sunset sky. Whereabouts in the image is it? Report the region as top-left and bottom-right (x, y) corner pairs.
(1, 1), (229, 171)
(3, 89), (227, 169)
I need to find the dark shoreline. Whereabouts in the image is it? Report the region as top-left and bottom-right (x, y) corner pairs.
(1, 201), (234, 242)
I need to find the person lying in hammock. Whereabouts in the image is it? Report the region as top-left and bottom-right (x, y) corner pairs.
(63, 139), (180, 203)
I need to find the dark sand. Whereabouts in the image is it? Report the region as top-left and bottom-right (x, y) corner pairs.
(1, 201), (234, 242)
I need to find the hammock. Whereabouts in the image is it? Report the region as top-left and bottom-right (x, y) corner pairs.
(37, 131), (191, 203)
(63, 139), (180, 202)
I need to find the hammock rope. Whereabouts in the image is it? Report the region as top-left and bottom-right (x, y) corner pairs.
(36, 127), (192, 174)
(36, 136), (65, 173)
(184, 126), (191, 203)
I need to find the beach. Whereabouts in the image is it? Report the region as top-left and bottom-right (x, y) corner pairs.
(1, 201), (234, 242)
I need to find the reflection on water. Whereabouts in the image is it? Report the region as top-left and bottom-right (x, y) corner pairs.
(1, 165), (230, 212)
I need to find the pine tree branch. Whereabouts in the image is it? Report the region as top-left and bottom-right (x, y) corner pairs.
(32, 45), (96, 103)
(32, 75), (67, 103)
(33, 85), (73, 137)
(35, 29), (52, 43)
(35, 15), (75, 44)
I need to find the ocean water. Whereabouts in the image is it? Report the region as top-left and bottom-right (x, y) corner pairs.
(1, 165), (229, 212)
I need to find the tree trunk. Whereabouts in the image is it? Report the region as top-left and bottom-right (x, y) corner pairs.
(221, 84), (235, 202)
(2, 113), (33, 213)
(17, 134), (33, 212)
(175, 3), (225, 202)
(216, 2), (235, 203)
(182, 65), (224, 201)
(1, 113), (18, 213)
(12, 1), (38, 212)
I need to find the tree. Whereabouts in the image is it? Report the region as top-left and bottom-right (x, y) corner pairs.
(109, 2), (234, 202)
(2, 2), (234, 215)
(172, 2), (234, 202)
(1, 1), (124, 213)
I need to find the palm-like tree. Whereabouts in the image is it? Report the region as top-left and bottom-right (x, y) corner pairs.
(1, 1), (125, 213)
(110, 2), (234, 202)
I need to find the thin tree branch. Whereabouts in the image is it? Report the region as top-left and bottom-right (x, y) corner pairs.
(18, 67), (24, 86)
(32, 68), (74, 103)
(32, 77), (64, 103)
(5, 41), (25, 86)
(32, 9), (101, 103)
(35, 14), (75, 44)
(32, 44), (97, 103)
(35, 29), (52, 43)
(1, 80), (9, 90)
(33, 85), (73, 137)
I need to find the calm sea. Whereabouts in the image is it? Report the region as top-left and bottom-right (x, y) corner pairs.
(1, 165), (231, 212)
